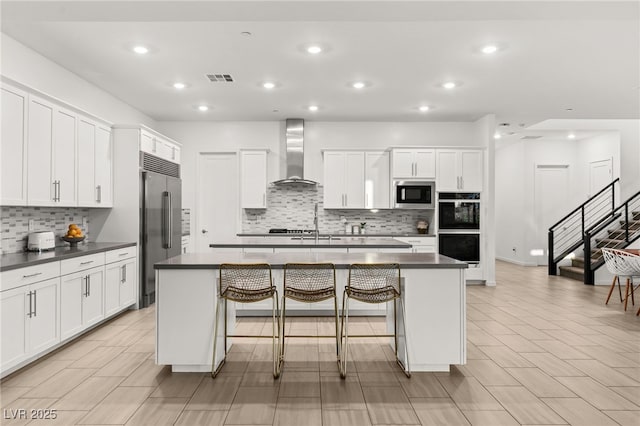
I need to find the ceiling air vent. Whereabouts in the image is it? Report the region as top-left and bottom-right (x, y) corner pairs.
(206, 74), (234, 82)
(520, 135), (543, 140)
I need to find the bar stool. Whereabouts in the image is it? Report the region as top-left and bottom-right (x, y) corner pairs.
(212, 263), (280, 379)
(281, 263), (340, 372)
(602, 248), (639, 311)
(340, 263), (410, 379)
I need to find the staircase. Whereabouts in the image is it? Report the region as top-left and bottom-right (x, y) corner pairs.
(559, 211), (640, 282)
(548, 180), (640, 284)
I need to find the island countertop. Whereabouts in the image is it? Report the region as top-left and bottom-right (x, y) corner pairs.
(155, 251), (467, 270)
(209, 237), (411, 249)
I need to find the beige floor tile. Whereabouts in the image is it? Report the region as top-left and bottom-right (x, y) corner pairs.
(357, 372), (399, 387)
(69, 345), (126, 369)
(458, 359), (520, 386)
(494, 334), (545, 353)
(466, 343), (489, 360)
(322, 409), (372, 426)
(460, 410), (519, 426)
(574, 345), (640, 368)
(320, 375), (367, 411)
(472, 320), (516, 335)
(0, 386), (31, 408)
(610, 386), (640, 404)
(410, 397), (470, 425)
(520, 352), (586, 377)
(542, 397), (619, 426)
(602, 410), (640, 426)
(101, 328), (150, 347)
(504, 367), (575, 397)
(2, 360), (72, 388)
(47, 339), (103, 361)
(23, 368), (96, 398)
(273, 397), (321, 426)
(541, 329), (602, 346)
(278, 371), (320, 397)
(478, 345), (534, 367)
(616, 367), (640, 382)
(78, 386), (154, 424)
(125, 396), (188, 425)
(124, 342), (156, 354)
(239, 370), (280, 387)
(486, 386), (566, 425)
(467, 329), (504, 346)
(1, 398), (57, 426)
(395, 372), (448, 398)
(185, 375), (242, 410)
(534, 340), (593, 360)
(120, 359), (171, 387)
(567, 359), (640, 387)
(225, 386), (278, 424)
(507, 324), (553, 340)
(436, 376), (503, 411)
(25, 410), (87, 425)
(94, 351), (149, 377)
(362, 386), (419, 425)
(555, 376), (639, 410)
(82, 324), (130, 341)
(174, 410), (227, 425)
(150, 372), (204, 398)
(55, 376), (123, 411)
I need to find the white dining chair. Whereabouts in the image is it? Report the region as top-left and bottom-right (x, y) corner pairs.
(601, 248), (640, 311)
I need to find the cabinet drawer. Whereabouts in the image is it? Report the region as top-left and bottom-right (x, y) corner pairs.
(1, 261), (60, 292)
(395, 237), (436, 247)
(105, 246), (137, 264)
(61, 253), (105, 276)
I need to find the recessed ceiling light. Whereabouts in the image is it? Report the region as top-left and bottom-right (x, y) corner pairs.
(173, 82), (186, 90)
(567, 133), (576, 139)
(493, 132), (502, 140)
(198, 105), (209, 112)
(133, 45), (149, 55)
(442, 81), (457, 90)
(307, 45), (323, 54)
(352, 81), (366, 89)
(481, 44), (498, 54)
(263, 81), (276, 89)
(418, 105), (430, 113)
(308, 105), (319, 112)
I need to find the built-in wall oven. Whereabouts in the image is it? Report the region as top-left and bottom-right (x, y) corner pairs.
(438, 192), (481, 263)
(393, 181), (435, 209)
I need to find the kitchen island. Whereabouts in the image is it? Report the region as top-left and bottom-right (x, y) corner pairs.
(154, 251), (467, 373)
(210, 236), (411, 250)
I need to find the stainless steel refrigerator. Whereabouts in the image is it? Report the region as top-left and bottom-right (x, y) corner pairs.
(140, 170), (182, 307)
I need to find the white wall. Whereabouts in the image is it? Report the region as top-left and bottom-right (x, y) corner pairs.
(1, 33), (155, 126)
(576, 132), (621, 199)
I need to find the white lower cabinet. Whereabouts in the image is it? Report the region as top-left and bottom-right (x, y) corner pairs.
(394, 237), (436, 253)
(0, 277), (60, 373)
(105, 252), (137, 317)
(60, 266), (105, 340)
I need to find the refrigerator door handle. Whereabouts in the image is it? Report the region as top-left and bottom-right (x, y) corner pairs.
(168, 191), (173, 249)
(162, 191), (170, 249)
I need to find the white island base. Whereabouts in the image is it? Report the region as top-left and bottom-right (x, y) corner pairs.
(155, 252), (466, 373)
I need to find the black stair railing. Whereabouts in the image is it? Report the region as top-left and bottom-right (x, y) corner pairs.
(548, 178), (619, 275)
(583, 190), (640, 284)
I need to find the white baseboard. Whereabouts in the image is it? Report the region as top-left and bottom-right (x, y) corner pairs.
(496, 256), (537, 267)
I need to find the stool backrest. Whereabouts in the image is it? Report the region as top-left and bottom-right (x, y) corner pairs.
(601, 248), (639, 276)
(219, 263), (273, 296)
(347, 263), (401, 294)
(284, 263), (336, 292)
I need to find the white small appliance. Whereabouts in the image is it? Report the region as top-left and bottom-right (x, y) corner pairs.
(27, 231), (56, 252)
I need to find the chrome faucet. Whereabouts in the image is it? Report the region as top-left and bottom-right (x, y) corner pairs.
(314, 203), (319, 242)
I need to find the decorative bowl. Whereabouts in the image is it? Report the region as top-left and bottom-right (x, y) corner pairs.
(62, 235), (86, 247)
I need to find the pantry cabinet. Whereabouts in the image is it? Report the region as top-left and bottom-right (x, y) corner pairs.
(240, 150), (268, 208)
(323, 151), (365, 209)
(436, 149), (483, 192)
(392, 149), (436, 179)
(1, 84), (28, 206)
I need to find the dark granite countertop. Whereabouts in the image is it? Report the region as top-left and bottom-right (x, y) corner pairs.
(211, 237), (411, 249)
(155, 252), (467, 270)
(237, 233), (436, 238)
(1, 242), (137, 272)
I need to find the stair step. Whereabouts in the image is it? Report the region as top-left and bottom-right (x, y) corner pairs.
(595, 238), (626, 248)
(559, 265), (584, 282)
(618, 220), (640, 230)
(571, 257), (585, 268)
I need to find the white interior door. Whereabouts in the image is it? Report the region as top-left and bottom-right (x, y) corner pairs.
(589, 158), (613, 196)
(534, 165), (570, 266)
(197, 153), (239, 253)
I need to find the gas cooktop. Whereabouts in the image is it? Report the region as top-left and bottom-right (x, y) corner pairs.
(268, 228), (316, 234)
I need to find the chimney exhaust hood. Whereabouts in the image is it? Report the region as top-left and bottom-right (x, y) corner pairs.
(272, 118), (318, 186)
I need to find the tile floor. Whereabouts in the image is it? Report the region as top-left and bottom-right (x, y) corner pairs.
(1, 261), (639, 425)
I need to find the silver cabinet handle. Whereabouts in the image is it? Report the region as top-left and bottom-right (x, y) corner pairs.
(80, 261), (93, 265)
(263, 193), (266, 207)
(96, 185), (102, 203)
(83, 276), (88, 297)
(162, 191), (170, 248)
(401, 188), (405, 201)
(33, 290), (37, 317)
(123, 265), (127, 283)
(118, 252), (129, 257)
(168, 192), (173, 249)
(460, 176), (464, 189)
(120, 265), (125, 283)
(344, 193), (348, 207)
(87, 275), (91, 297)
(27, 291), (33, 318)
(23, 272), (42, 278)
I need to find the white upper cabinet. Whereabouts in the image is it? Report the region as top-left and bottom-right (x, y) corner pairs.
(240, 150), (268, 209)
(52, 107), (77, 206)
(78, 118), (113, 207)
(392, 148), (435, 179)
(140, 129), (180, 164)
(1, 84), (28, 206)
(95, 125), (113, 206)
(27, 96), (55, 206)
(323, 151), (365, 209)
(365, 151), (390, 209)
(436, 149), (483, 192)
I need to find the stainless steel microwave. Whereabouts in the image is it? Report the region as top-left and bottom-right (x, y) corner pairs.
(393, 181), (435, 209)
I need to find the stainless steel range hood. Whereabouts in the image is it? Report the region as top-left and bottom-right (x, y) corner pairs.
(272, 118), (318, 185)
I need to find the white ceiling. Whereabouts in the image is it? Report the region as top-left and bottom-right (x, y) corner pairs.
(2, 1), (639, 125)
